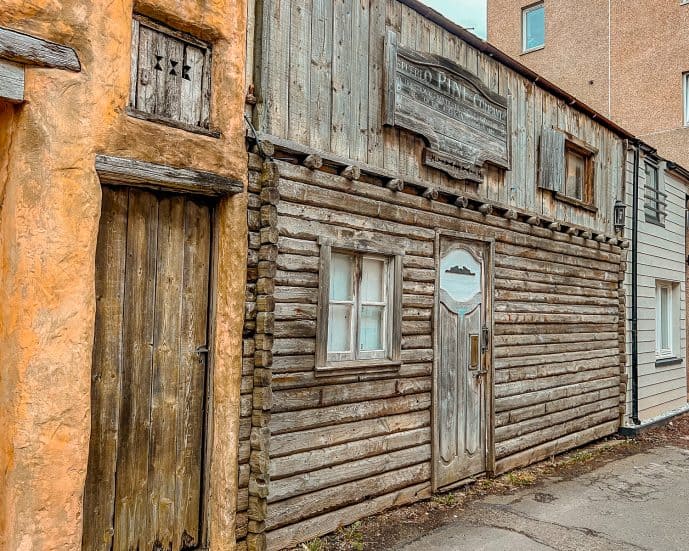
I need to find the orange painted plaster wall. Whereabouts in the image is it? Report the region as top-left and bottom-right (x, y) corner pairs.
(0, 1), (247, 549)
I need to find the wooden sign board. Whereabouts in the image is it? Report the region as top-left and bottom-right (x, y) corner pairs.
(384, 31), (510, 183)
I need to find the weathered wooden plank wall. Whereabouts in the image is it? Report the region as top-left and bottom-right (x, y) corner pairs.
(237, 154), (623, 550)
(251, 0), (625, 234)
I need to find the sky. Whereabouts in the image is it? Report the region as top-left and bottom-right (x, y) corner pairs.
(421, 0), (487, 40)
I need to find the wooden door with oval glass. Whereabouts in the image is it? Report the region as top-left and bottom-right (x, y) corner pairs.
(433, 236), (491, 490)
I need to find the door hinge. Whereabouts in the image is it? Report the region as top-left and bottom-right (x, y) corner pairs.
(481, 325), (489, 352)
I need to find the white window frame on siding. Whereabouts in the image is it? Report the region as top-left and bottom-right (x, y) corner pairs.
(655, 280), (679, 361)
(315, 237), (403, 375)
(522, 2), (545, 53)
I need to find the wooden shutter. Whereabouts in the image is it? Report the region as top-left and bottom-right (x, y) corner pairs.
(539, 126), (565, 192)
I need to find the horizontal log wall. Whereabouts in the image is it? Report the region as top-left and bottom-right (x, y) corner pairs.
(246, 153), (623, 550)
(252, 0), (625, 234)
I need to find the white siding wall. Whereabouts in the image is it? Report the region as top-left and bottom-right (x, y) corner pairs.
(624, 150), (688, 423)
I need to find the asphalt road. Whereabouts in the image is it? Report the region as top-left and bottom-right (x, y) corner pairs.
(398, 445), (689, 551)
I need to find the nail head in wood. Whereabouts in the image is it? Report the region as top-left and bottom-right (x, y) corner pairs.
(303, 154), (323, 170)
(386, 179), (404, 192)
(340, 165), (361, 180)
(422, 188), (438, 201)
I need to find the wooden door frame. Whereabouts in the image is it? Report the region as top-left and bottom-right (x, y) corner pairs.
(93, 155), (241, 549)
(432, 229), (495, 492)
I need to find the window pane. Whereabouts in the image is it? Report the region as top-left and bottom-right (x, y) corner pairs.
(328, 304), (352, 353)
(565, 150), (585, 200)
(360, 305), (385, 351)
(361, 258), (385, 302)
(524, 5), (544, 50)
(645, 164), (658, 191)
(330, 253), (353, 301)
(661, 287), (670, 350)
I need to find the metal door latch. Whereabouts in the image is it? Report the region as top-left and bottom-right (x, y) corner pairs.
(481, 325), (489, 352)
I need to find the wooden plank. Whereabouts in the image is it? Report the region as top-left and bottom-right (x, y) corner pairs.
(82, 187), (128, 551)
(149, 195), (186, 549)
(271, 427), (430, 478)
(271, 410), (430, 457)
(288, 0), (313, 143)
(266, 481), (431, 551)
(95, 155), (243, 197)
(0, 59), (23, 102)
(0, 26), (80, 71)
(269, 444), (430, 503)
(270, 393), (431, 434)
(310, 0), (334, 150)
(367, 0), (386, 166)
(350, 0), (370, 162)
(266, 462), (430, 530)
(113, 189), (159, 551)
(175, 197), (211, 548)
(330, 0), (353, 157)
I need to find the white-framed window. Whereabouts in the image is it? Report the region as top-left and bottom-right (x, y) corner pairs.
(644, 160), (666, 225)
(683, 72), (689, 126)
(316, 240), (403, 372)
(522, 2), (545, 52)
(656, 281), (679, 360)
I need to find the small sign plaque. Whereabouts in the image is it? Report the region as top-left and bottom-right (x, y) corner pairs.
(384, 31), (510, 183)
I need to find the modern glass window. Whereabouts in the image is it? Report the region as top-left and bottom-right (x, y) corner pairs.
(644, 161), (666, 225)
(523, 3), (545, 52)
(656, 282), (676, 359)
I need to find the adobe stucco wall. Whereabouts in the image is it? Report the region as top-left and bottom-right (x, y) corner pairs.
(0, 1), (247, 550)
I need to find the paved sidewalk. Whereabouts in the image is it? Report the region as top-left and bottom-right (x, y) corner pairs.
(398, 446), (689, 551)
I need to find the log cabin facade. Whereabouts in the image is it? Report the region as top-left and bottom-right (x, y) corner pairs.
(239, 0), (632, 549)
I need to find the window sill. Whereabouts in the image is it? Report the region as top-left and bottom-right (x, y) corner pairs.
(126, 107), (221, 138)
(644, 215), (666, 228)
(521, 45), (545, 55)
(656, 357), (683, 368)
(554, 192), (598, 213)
(315, 359), (402, 378)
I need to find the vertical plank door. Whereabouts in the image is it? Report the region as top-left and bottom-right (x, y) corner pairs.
(83, 186), (212, 551)
(433, 237), (488, 490)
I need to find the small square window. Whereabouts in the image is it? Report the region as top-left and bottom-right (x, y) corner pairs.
(316, 242), (403, 372)
(656, 281), (678, 360)
(563, 141), (594, 204)
(523, 3), (545, 52)
(129, 15), (212, 132)
(644, 161), (666, 225)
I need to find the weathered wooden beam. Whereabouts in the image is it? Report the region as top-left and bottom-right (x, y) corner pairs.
(0, 59), (23, 102)
(95, 154), (243, 197)
(526, 216), (540, 226)
(386, 178), (404, 192)
(503, 208), (518, 220)
(422, 188), (438, 200)
(580, 230), (592, 240)
(478, 203), (493, 215)
(594, 233), (607, 243)
(454, 196), (469, 208)
(303, 154), (323, 170)
(566, 227), (579, 237)
(0, 27), (80, 72)
(340, 165), (361, 180)
(252, 140), (275, 158)
(547, 221), (561, 231)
